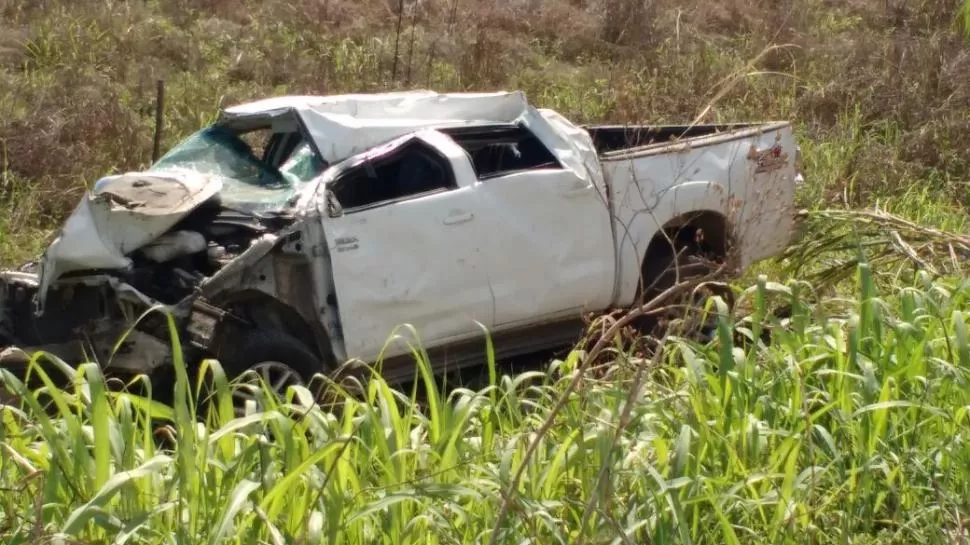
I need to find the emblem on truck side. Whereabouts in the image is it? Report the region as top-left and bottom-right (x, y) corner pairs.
(335, 236), (359, 252)
(747, 141), (789, 174)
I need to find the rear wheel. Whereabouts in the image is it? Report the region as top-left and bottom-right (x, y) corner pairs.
(635, 239), (733, 342)
(230, 360), (307, 411)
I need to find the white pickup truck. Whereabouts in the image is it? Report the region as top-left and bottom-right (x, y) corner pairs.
(0, 90), (799, 401)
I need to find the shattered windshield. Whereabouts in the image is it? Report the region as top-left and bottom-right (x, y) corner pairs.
(148, 125), (325, 212)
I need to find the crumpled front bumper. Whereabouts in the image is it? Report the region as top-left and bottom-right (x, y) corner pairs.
(0, 269), (232, 382)
(0, 270), (176, 377)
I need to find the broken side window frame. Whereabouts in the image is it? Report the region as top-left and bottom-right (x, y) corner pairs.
(441, 123), (565, 181)
(325, 134), (459, 215)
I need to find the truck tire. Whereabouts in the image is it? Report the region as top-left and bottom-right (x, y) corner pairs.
(636, 242), (732, 342)
(211, 329), (319, 414)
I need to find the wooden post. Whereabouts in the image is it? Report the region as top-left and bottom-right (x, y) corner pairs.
(152, 80), (165, 163)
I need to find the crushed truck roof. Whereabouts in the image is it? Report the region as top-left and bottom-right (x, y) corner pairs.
(218, 90), (541, 165)
(221, 89), (529, 120)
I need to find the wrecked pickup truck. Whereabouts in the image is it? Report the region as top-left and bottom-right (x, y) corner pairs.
(0, 90), (800, 403)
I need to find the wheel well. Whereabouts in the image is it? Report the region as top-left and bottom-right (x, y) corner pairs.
(638, 210), (731, 294)
(208, 290), (333, 369)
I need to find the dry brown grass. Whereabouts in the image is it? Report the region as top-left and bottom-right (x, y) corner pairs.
(0, 0), (968, 263)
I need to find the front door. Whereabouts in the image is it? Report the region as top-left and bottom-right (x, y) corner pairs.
(320, 133), (493, 362)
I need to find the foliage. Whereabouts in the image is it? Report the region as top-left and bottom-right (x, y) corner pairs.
(1, 262), (970, 544)
(963, 0), (970, 38)
(1, 0), (970, 543)
(1, 0), (970, 264)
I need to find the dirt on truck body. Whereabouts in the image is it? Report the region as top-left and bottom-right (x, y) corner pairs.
(0, 90), (802, 408)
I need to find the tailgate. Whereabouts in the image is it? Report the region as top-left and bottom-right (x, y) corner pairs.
(734, 125), (800, 267)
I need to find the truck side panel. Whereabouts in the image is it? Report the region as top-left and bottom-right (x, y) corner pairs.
(601, 123), (798, 308)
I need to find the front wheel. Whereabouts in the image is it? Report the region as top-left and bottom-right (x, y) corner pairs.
(213, 329), (320, 415)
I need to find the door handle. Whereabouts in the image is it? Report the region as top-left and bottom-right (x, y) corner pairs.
(443, 211), (474, 225)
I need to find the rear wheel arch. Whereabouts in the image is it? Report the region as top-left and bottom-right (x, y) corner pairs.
(629, 210), (736, 341)
(637, 210), (733, 298)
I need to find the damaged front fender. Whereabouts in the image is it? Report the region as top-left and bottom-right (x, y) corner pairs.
(36, 170), (222, 314)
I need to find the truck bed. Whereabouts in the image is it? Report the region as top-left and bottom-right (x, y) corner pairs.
(589, 120), (798, 308)
(583, 122), (775, 156)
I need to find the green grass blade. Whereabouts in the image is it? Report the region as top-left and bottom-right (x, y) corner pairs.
(59, 454), (173, 536)
(208, 478), (261, 545)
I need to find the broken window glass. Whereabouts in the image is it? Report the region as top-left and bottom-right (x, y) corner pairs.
(443, 125), (563, 179)
(149, 125), (324, 212)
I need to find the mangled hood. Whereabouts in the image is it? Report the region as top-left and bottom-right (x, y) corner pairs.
(35, 170), (222, 311)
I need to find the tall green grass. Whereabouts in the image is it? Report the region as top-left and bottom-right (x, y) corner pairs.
(2, 260), (969, 544)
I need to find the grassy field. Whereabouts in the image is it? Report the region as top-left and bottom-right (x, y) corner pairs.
(1, 270), (969, 544)
(2, 0), (970, 543)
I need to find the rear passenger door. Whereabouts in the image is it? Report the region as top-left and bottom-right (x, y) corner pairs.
(450, 125), (616, 328)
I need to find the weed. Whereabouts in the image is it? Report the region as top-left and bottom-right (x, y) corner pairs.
(0, 259), (969, 543)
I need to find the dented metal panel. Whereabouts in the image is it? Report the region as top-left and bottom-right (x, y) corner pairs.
(225, 90), (530, 165)
(36, 171), (222, 311)
(317, 130), (494, 362)
(601, 123), (799, 306)
(474, 167), (615, 327)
